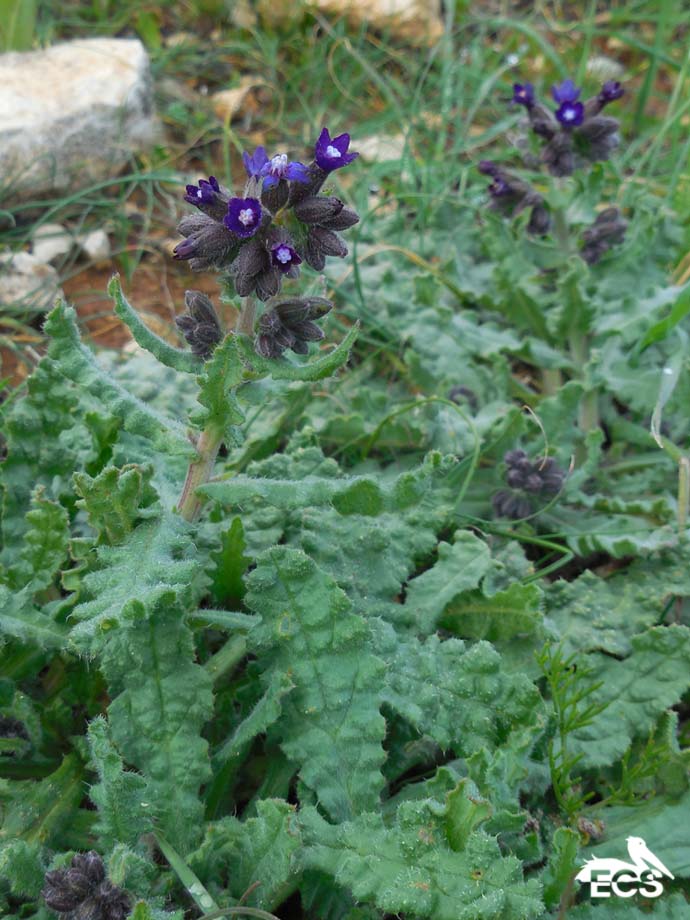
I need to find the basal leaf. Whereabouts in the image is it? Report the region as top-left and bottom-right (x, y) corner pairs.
(404, 530), (491, 632)
(442, 582), (543, 643)
(74, 464), (159, 545)
(245, 547), (387, 821)
(299, 798), (543, 920)
(568, 625), (690, 768)
(101, 598), (213, 853)
(189, 800), (301, 910)
(87, 716), (153, 849)
(0, 585), (68, 649)
(5, 487), (69, 592)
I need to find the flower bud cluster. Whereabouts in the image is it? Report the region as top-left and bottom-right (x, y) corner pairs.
(478, 161), (550, 235)
(512, 79), (623, 177)
(256, 296), (333, 358)
(42, 851), (130, 920)
(580, 207), (627, 265)
(175, 290), (223, 359)
(493, 449), (565, 520)
(174, 128), (359, 303)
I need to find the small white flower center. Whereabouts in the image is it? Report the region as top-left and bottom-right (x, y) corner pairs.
(271, 153), (288, 172)
(276, 246), (292, 263)
(238, 208), (255, 226)
(326, 145), (341, 159)
(562, 108), (576, 121)
(196, 189), (204, 198)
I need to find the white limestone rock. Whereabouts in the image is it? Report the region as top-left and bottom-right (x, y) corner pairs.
(0, 251), (64, 313)
(0, 38), (158, 205)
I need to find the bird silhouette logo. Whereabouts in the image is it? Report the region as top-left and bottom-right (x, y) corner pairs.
(576, 836), (673, 898)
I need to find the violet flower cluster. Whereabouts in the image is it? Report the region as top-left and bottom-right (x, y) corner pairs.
(478, 76), (627, 261)
(173, 128), (359, 360)
(512, 78), (623, 177)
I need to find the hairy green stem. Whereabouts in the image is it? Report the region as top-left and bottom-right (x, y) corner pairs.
(177, 426), (224, 522)
(569, 330), (599, 464)
(236, 295), (257, 336)
(541, 367), (562, 397)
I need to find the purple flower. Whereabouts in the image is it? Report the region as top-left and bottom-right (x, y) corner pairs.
(488, 178), (511, 197)
(314, 128), (359, 173)
(224, 197), (262, 238)
(551, 79), (581, 104)
(271, 242), (302, 273)
(555, 100), (584, 128)
(599, 80), (624, 103)
(261, 153), (311, 188)
(242, 146), (269, 178)
(512, 83), (534, 107)
(184, 175), (221, 207)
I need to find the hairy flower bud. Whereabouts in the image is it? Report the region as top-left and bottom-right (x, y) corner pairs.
(581, 207), (627, 265)
(175, 291), (223, 359)
(183, 175), (231, 222)
(541, 132), (575, 177)
(42, 852), (130, 920)
(308, 226), (348, 258)
(494, 450), (565, 519)
(293, 195), (345, 224)
(174, 213), (240, 271)
(479, 162), (550, 234)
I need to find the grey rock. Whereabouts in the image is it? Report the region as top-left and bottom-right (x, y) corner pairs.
(0, 251), (64, 313)
(0, 38), (159, 206)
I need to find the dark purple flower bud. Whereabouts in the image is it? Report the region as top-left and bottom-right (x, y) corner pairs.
(480, 164), (549, 234)
(447, 385), (478, 412)
(551, 79), (581, 104)
(505, 449), (528, 466)
(527, 102), (558, 139)
(512, 83), (534, 107)
(175, 290), (223, 359)
(308, 226), (348, 258)
(600, 80), (624, 104)
(0, 715), (29, 742)
(255, 267), (282, 301)
(524, 473), (543, 493)
(224, 197), (262, 238)
(528, 203), (551, 235)
(314, 127), (359, 173)
(261, 153), (311, 188)
(581, 207), (627, 265)
(506, 468), (526, 488)
(42, 851), (130, 920)
(555, 100), (585, 128)
(305, 236), (326, 271)
(243, 146), (269, 178)
(174, 213), (240, 271)
(478, 160), (499, 177)
(183, 176), (231, 222)
(271, 241), (302, 274)
(231, 236), (270, 298)
(492, 489), (532, 521)
(320, 206), (360, 231)
(576, 115), (620, 163)
(261, 179), (290, 214)
(293, 195), (345, 225)
(541, 132), (576, 177)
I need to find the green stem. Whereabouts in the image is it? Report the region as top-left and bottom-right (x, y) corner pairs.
(236, 295), (257, 337)
(177, 426), (224, 523)
(541, 367), (562, 397)
(569, 330), (599, 464)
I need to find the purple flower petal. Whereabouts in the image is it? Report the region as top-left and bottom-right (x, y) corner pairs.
(552, 79), (581, 104)
(315, 127), (359, 173)
(600, 80), (624, 103)
(271, 242), (302, 274)
(243, 146), (269, 178)
(224, 197), (262, 238)
(285, 161), (311, 183)
(184, 176), (221, 207)
(555, 100), (584, 128)
(512, 83), (534, 107)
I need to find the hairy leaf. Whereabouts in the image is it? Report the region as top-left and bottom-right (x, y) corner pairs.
(4, 488), (69, 591)
(74, 464), (159, 545)
(568, 625), (690, 767)
(246, 547), (387, 820)
(237, 322), (359, 381)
